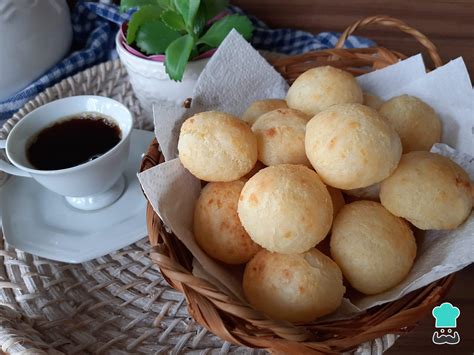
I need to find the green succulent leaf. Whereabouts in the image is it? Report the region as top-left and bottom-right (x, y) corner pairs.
(120, 0), (158, 12)
(197, 43), (214, 53)
(161, 9), (186, 31)
(173, 0), (200, 29)
(202, 0), (228, 19)
(156, 0), (173, 8)
(135, 21), (181, 55)
(193, 4), (207, 35)
(197, 14), (253, 48)
(190, 47), (199, 59)
(126, 5), (164, 44)
(165, 34), (195, 81)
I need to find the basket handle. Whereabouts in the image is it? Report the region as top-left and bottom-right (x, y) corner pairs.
(335, 15), (443, 68)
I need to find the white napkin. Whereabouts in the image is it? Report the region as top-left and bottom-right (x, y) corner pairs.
(356, 54), (426, 98)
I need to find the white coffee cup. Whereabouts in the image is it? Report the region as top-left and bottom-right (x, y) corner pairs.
(0, 96), (133, 210)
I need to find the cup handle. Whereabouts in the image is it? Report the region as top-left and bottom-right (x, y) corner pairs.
(0, 139), (31, 177)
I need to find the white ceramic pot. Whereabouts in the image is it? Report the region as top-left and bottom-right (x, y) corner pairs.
(0, 96), (133, 210)
(115, 31), (209, 121)
(0, 0), (72, 100)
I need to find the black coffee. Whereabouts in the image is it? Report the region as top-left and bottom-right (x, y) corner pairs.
(27, 113), (121, 170)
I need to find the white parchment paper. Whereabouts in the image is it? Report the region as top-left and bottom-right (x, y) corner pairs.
(356, 54), (426, 98)
(139, 30), (474, 312)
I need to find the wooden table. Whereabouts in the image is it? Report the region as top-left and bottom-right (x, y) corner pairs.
(233, 0), (474, 76)
(234, 1), (473, 353)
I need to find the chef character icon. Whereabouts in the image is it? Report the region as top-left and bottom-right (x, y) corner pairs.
(432, 302), (461, 345)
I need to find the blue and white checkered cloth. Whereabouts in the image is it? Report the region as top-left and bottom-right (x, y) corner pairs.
(0, 1), (374, 121)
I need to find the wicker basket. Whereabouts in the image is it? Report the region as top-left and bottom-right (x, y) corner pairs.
(140, 15), (454, 354)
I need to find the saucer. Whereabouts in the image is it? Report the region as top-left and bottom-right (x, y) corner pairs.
(1, 129), (153, 263)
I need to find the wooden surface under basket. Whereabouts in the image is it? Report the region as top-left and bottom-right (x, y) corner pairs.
(140, 16), (454, 354)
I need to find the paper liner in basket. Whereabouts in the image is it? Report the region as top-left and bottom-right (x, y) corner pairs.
(138, 30), (474, 317)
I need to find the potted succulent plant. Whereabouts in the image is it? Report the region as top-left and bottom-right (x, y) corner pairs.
(116, 0), (253, 119)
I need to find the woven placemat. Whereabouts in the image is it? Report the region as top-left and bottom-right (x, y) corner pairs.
(0, 60), (397, 354)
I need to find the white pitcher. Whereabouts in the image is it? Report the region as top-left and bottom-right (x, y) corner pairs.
(0, 0), (72, 100)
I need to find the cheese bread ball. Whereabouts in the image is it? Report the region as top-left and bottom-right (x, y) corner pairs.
(363, 92), (384, 110)
(286, 66), (363, 116)
(243, 249), (345, 322)
(194, 181), (261, 264)
(178, 111), (257, 181)
(331, 201), (416, 295)
(327, 186), (345, 218)
(244, 160), (266, 179)
(471, 182), (474, 205)
(238, 164), (333, 254)
(344, 183), (381, 201)
(242, 99), (288, 126)
(251, 108), (311, 166)
(379, 95), (442, 153)
(305, 104), (402, 189)
(380, 151), (472, 230)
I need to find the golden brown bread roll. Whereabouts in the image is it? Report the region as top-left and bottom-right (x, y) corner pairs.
(242, 99), (288, 126)
(330, 200), (417, 295)
(286, 66), (363, 116)
(238, 164), (333, 254)
(251, 108), (311, 166)
(305, 103), (402, 189)
(380, 151), (472, 230)
(178, 111), (257, 182)
(344, 183), (381, 201)
(379, 95), (442, 153)
(244, 160), (266, 179)
(194, 181), (261, 264)
(327, 186), (345, 218)
(363, 92), (384, 110)
(471, 181), (474, 205)
(243, 249), (345, 322)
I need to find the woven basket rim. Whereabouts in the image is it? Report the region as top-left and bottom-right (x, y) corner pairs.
(140, 15), (455, 354)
